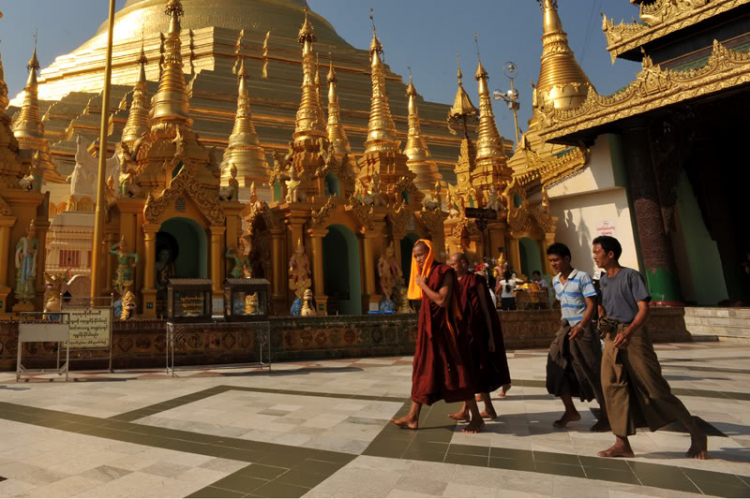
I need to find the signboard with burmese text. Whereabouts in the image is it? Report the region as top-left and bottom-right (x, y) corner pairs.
(595, 220), (617, 239)
(66, 307), (112, 349)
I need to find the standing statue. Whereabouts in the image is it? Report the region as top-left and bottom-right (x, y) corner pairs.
(485, 185), (501, 212)
(288, 238), (312, 315)
(19, 152), (43, 192)
(225, 244), (247, 279)
(118, 142), (142, 197)
(110, 236), (139, 294)
(156, 249), (177, 291)
(285, 164), (302, 203)
(493, 250), (508, 280)
(121, 290), (137, 320)
(219, 164), (240, 201)
(43, 272), (66, 315)
(378, 241), (402, 311)
(14, 223), (38, 304)
(244, 293), (259, 315)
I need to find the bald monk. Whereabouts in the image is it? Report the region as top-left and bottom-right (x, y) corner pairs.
(448, 253), (511, 420)
(593, 236), (707, 459)
(390, 240), (485, 433)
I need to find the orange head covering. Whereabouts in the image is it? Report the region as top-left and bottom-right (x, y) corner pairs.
(407, 239), (435, 300)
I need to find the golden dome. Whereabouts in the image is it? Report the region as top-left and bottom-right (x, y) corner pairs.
(536, 0), (591, 110)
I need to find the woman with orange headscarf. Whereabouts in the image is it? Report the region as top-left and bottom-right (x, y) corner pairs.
(390, 240), (485, 433)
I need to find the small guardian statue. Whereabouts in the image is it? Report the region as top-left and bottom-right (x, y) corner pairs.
(14, 222), (38, 305)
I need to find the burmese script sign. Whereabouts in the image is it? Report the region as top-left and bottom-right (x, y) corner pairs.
(67, 308), (112, 349)
(596, 220), (617, 238)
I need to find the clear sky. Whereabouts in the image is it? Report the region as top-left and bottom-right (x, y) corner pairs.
(1, 0), (641, 142)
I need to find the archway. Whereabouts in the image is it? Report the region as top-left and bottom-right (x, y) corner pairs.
(400, 233), (420, 284)
(159, 217), (208, 278)
(519, 237), (543, 279)
(323, 224), (362, 315)
(325, 172), (340, 197)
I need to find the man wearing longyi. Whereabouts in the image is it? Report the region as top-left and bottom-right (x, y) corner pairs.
(390, 240), (485, 433)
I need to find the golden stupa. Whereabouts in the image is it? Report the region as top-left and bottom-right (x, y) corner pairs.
(9, 0), (465, 203)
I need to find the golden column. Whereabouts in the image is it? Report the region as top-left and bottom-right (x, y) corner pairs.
(270, 227), (287, 315)
(89, 0), (117, 301)
(33, 215), (50, 302)
(540, 234), (555, 277)
(104, 232), (119, 294)
(209, 226), (226, 301)
(307, 227), (328, 314)
(0, 217), (16, 315)
(508, 235), (522, 277)
(141, 223), (160, 317)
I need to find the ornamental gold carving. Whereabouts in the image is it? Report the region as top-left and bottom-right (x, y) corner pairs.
(347, 195), (375, 231)
(311, 196), (337, 228)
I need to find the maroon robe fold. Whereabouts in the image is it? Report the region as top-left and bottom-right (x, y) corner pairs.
(457, 272), (512, 393)
(411, 263), (475, 405)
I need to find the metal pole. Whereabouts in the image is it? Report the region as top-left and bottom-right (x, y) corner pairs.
(510, 78), (521, 147)
(90, 0), (118, 302)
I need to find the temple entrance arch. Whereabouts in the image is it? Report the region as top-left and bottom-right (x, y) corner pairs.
(159, 217), (208, 279)
(322, 224), (362, 315)
(400, 233), (420, 283)
(519, 237), (543, 279)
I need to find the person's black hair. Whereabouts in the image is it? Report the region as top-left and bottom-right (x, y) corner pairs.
(593, 235), (623, 260)
(532, 270), (541, 277)
(503, 270), (512, 293)
(546, 242), (571, 259)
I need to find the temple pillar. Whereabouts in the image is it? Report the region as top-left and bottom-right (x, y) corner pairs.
(392, 231), (406, 275)
(0, 218), (17, 316)
(33, 216), (51, 307)
(141, 223), (160, 318)
(621, 119), (681, 304)
(209, 226), (226, 300)
(469, 233), (483, 265)
(508, 236), (522, 277)
(307, 227), (328, 314)
(223, 203), (244, 250)
(270, 227), (287, 315)
(361, 227), (384, 312)
(540, 233), (555, 277)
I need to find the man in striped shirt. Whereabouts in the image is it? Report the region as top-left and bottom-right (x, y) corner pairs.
(546, 243), (610, 432)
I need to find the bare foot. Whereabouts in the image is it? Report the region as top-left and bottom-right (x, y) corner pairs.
(448, 410), (469, 421)
(498, 384), (511, 398)
(475, 394), (483, 402)
(480, 409), (497, 419)
(597, 443), (635, 458)
(552, 410), (581, 429)
(390, 415), (418, 430)
(687, 431), (708, 460)
(590, 419), (611, 432)
(462, 418), (486, 434)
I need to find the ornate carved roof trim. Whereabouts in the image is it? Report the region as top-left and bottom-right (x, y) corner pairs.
(603, 0), (750, 63)
(514, 145), (589, 190)
(538, 40), (750, 142)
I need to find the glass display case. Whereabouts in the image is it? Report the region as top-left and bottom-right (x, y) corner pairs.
(224, 278), (271, 321)
(167, 279), (213, 322)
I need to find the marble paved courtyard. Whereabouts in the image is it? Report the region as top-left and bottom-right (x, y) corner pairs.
(0, 341), (749, 498)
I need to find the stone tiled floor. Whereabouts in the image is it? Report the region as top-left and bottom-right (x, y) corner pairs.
(0, 341), (748, 497)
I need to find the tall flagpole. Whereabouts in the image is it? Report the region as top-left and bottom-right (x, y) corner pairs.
(90, 0), (117, 303)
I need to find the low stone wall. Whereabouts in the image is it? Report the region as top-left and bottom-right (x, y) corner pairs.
(684, 307), (750, 342)
(0, 307), (693, 371)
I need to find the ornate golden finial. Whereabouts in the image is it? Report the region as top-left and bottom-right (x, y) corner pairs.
(222, 58), (269, 189)
(537, 0), (591, 110)
(14, 43), (44, 141)
(262, 30), (270, 79)
(0, 39), (7, 112)
(475, 35), (511, 181)
(233, 29), (245, 75)
(404, 73), (441, 194)
(364, 9), (398, 154)
(151, 0), (191, 126)
(448, 55), (478, 137)
(293, 9), (326, 142)
(326, 54), (351, 154)
(122, 42), (151, 144)
(314, 53), (326, 123)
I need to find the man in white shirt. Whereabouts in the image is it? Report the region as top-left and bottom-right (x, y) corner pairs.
(497, 271), (522, 310)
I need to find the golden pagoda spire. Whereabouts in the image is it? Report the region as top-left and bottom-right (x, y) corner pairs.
(13, 46), (44, 142)
(475, 56), (511, 180)
(150, 0), (191, 126)
(221, 58), (269, 189)
(314, 53), (326, 125)
(537, 0), (591, 110)
(326, 57), (350, 154)
(363, 19), (399, 154)
(448, 58), (478, 136)
(0, 43), (7, 113)
(121, 44), (151, 144)
(404, 74), (441, 194)
(294, 9), (326, 142)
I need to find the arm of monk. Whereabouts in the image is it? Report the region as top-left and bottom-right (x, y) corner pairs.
(417, 273), (452, 308)
(477, 281), (496, 351)
(614, 300), (650, 349)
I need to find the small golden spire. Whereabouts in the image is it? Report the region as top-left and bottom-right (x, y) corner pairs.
(14, 45), (44, 141)
(122, 44), (151, 144)
(326, 57), (351, 154)
(475, 58), (506, 166)
(537, 0), (591, 110)
(448, 55), (478, 132)
(150, 0), (191, 126)
(222, 59), (269, 189)
(0, 46), (8, 113)
(404, 73), (441, 194)
(364, 11), (398, 154)
(294, 9), (326, 142)
(314, 53), (326, 125)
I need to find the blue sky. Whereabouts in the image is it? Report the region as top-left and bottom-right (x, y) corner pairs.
(1, 0), (641, 142)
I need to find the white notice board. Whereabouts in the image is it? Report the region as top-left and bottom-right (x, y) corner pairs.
(66, 307), (112, 349)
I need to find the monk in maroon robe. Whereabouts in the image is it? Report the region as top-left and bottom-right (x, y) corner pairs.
(449, 253), (512, 420)
(390, 240), (485, 433)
